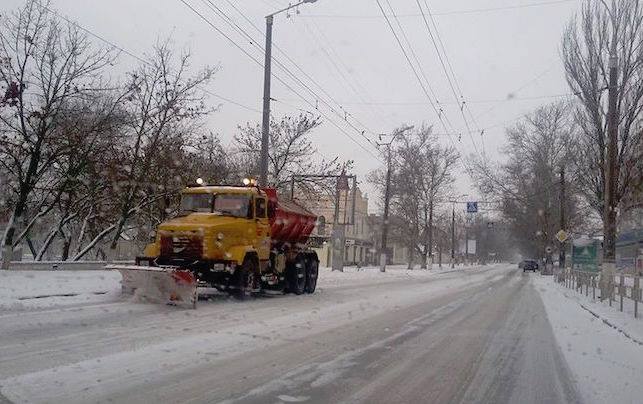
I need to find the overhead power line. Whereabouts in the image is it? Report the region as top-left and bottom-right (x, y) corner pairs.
(474, 58), (560, 121)
(310, 92), (575, 106)
(218, 0), (382, 140)
(302, 18), (395, 129)
(300, 0), (577, 19)
(36, 2), (261, 113)
(375, 0), (455, 142)
(196, 0), (382, 155)
(422, 0), (486, 155)
(415, 0), (480, 156)
(179, 0), (383, 161)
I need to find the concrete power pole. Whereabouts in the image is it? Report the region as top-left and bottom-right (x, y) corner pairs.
(380, 144), (393, 273)
(451, 206), (455, 269)
(427, 199), (434, 269)
(603, 10), (619, 267)
(259, 15), (273, 187)
(259, 1), (318, 187)
(377, 125), (413, 273)
(559, 166), (566, 268)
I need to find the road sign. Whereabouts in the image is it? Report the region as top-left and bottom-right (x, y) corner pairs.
(466, 202), (478, 213)
(555, 230), (569, 243)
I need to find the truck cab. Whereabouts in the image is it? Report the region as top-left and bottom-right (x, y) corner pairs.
(142, 185), (268, 265)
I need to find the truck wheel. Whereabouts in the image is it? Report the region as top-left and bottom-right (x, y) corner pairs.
(288, 256), (306, 295)
(305, 259), (318, 294)
(232, 257), (256, 300)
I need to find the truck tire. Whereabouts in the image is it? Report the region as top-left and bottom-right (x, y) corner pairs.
(288, 256), (306, 295)
(232, 257), (256, 300)
(305, 258), (318, 294)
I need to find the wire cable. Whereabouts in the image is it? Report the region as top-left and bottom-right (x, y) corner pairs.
(36, 1), (262, 113)
(202, 0), (382, 150)
(300, 0), (577, 19)
(414, 0), (479, 155)
(180, 0), (383, 160)
(375, 0), (455, 143)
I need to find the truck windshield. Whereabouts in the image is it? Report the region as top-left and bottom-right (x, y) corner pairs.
(179, 193), (212, 215)
(213, 194), (252, 218)
(178, 193), (251, 218)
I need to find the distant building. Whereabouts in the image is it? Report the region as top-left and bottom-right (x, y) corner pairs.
(302, 187), (375, 267)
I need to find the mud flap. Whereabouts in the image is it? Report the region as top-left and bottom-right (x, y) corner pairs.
(106, 265), (197, 309)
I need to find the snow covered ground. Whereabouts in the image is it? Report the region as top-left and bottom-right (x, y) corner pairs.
(0, 269), (122, 311)
(534, 276), (643, 404)
(7, 265), (641, 403)
(0, 263), (474, 312)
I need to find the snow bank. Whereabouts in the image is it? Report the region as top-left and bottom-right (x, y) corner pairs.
(0, 270), (122, 311)
(534, 276), (643, 404)
(0, 263), (492, 312)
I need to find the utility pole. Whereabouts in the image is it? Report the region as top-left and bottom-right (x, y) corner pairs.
(603, 2), (619, 267)
(376, 125), (413, 272)
(464, 222), (469, 265)
(259, 1), (318, 187)
(451, 206), (455, 269)
(427, 199), (434, 269)
(380, 144), (393, 272)
(259, 15), (273, 187)
(559, 165), (566, 268)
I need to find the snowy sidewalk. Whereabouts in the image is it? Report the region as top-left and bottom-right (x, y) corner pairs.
(534, 275), (643, 404)
(0, 270), (122, 311)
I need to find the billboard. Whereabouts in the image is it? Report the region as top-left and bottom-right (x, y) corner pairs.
(572, 237), (599, 272)
(616, 228), (643, 273)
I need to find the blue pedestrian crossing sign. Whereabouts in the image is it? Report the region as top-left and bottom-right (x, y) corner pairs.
(466, 202), (478, 213)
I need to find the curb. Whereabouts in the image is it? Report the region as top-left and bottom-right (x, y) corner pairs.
(574, 300), (643, 347)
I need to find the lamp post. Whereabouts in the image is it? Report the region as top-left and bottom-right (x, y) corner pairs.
(376, 125), (414, 272)
(448, 194), (468, 268)
(259, 0), (318, 187)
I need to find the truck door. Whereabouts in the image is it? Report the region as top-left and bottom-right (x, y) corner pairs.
(254, 197), (271, 261)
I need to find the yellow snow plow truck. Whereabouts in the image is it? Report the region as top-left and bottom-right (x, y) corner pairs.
(108, 181), (319, 307)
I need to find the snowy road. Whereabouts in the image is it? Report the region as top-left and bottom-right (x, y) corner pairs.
(0, 264), (580, 403)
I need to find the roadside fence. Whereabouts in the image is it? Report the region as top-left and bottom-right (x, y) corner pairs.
(556, 269), (641, 319)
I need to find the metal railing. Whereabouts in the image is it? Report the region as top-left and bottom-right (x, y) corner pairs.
(557, 269), (641, 319)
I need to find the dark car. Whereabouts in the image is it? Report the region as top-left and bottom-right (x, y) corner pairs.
(519, 259), (539, 272)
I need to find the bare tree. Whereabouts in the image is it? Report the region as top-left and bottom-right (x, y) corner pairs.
(0, 0), (115, 265)
(371, 126), (459, 268)
(95, 41), (216, 257)
(235, 114), (340, 193)
(562, 0), (643, 225)
(470, 102), (584, 257)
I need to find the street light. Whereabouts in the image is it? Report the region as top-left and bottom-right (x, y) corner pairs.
(376, 125), (414, 272)
(449, 194), (468, 269)
(259, 0), (319, 187)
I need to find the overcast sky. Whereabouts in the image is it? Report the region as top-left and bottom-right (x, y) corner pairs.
(3, 0), (581, 213)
